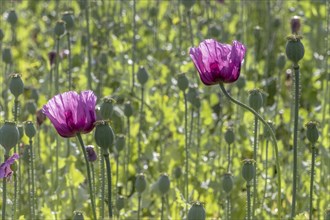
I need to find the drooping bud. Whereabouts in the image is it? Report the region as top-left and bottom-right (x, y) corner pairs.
(116, 196), (125, 211)
(248, 89), (263, 112)
(73, 211), (84, 220)
(115, 134), (125, 153)
(187, 202), (206, 220)
(306, 121), (319, 144)
(124, 101), (133, 117)
(286, 36), (304, 64)
(158, 173), (170, 195)
(276, 53), (286, 70)
(94, 121), (115, 154)
(54, 20), (66, 37)
(100, 97), (115, 120)
(290, 15), (301, 35)
(135, 173), (147, 194)
(177, 73), (189, 91)
(62, 12), (74, 31)
(242, 159), (256, 182)
(85, 145), (97, 162)
(224, 128), (235, 145)
(25, 121), (36, 138)
(137, 66), (149, 85)
(222, 173), (234, 192)
(0, 121), (20, 152)
(9, 74), (24, 98)
(2, 48), (13, 64)
(7, 10), (18, 26)
(25, 100), (37, 115)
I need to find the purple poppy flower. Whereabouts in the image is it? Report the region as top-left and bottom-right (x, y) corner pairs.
(85, 145), (97, 162)
(0, 153), (19, 180)
(190, 39), (246, 85)
(42, 90), (97, 138)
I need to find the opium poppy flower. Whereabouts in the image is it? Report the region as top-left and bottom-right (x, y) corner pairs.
(190, 39), (246, 85)
(0, 153), (19, 180)
(42, 90), (97, 138)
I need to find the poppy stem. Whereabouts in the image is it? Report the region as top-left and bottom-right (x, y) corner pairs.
(309, 144), (316, 220)
(103, 153), (113, 218)
(2, 154), (9, 220)
(219, 82), (282, 219)
(76, 133), (97, 220)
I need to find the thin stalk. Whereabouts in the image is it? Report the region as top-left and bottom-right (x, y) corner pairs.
(116, 154), (119, 199)
(219, 82), (282, 218)
(4, 63), (8, 119)
(309, 145), (316, 220)
(67, 31), (72, 90)
(137, 194), (142, 220)
(27, 149), (32, 219)
(131, 0), (137, 93)
(138, 86), (144, 170)
(125, 117), (131, 195)
(29, 139), (36, 219)
(262, 139), (269, 205)
(247, 182), (252, 220)
(91, 162), (96, 198)
(252, 116), (259, 219)
(226, 194), (231, 220)
(55, 36), (60, 93)
(76, 133), (97, 220)
(104, 153), (113, 218)
(13, 97), (19, 218)
(2, 154), (9, 220)
(195, 109), (201, 176)
(291, 64), (300, 218)
(99, 153), (105, 219)
(227, 143), (231, 172)
(184, 92), (189, 214)
(161, 195), (165, 220)
(85, 0), (92, 90)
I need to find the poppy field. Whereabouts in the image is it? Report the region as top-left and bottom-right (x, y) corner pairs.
(0, 0), (329, 219)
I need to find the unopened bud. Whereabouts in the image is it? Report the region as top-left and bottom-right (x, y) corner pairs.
(2, 48), (13, 64)
(100, 97), (115, 120)
(25, 100), (37, 115)
(54, 20), (66, 37)
(7, 10), (18, 26)
(291, 16), (301, 35)
(249, 89), (263, 111)
(158, 173), (170, 195)
(135, 173), (147, 194)
(73, 211), (84, 220)
(137, 66), (149, 85)
(242, 159), (256, 182)
(62, 12), (74, 30)
(124, 101), (133, 117)
(306, 121), (319, 144)
(177, 73), (189, 91)
(173, 166), (182, 179)
(222, 173), (234, 192)
(188, 202), (206, 220)
(224, 128), (235, 145)
(36, 109), (47, 127)
(9, 74), (24, 98)
(48, 51), (57, 67)
(94, 121), (115, 154)
(85, 145), (97, 162)
(276, 53), (286, 70)
(115, 134), (125, 152)
(25, 121), (36, 138)
(116, 196), (125, 211)
(181, 0), (196, 9)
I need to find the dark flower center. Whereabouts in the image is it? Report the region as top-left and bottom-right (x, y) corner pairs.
(65, 110), (75, 131)
(210, 62), (220, 74)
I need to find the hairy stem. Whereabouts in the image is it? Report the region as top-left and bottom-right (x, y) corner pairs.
(104, 153), (113, 217)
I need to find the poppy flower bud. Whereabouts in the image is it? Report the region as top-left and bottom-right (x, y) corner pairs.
(85, 145), (97, 162)
(9, 74), (24, 98)
(225, 128), (235, 145)
(100, 97), (115, 120)
(2, 48), (13, 64)
(0, 29), (4, 41)
(137, 66), (149, 85)
(17, 124), (24, 139)
(62, 12), (74, 31)
(135, 173), (147, 194)
(290, 16), (301, 35)
(0, 121), (20, 152)
(25, 100), (37, 115)
(187, 202), (206, 220)
(276, 53), (286, 70)
(25, 121), (36, 138)
(158, 173), (170, 195)
(248, 89), (263, 112)
(177, 73), (189, 91)
(242, 159), (256, 182)
(286, 37), (304, 64)
(306, 121), (319, 144)
(115, 134), (125, 152)
(222, 173), (233, 192)
(54, 20), (66, 37)
(94, 121), (115, 154)
(173, 166), (182, 179)
(124, 101), (133, 117)
(116, 196), (125, 211)
(73, 211), (84, 220)
(235, 76), (246, 89)
(7, 10), (18, 26)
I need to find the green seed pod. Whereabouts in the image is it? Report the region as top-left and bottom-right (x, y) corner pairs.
(94, 121), (115, 154)
(158, 173), (170, 195)
(253, 26), (262, 40)
(224, 128), (235, 145)
(306, 121), (319, 144)
(235, 75), (246, 89)
(276, 53), (286, 70)
(0, 121), (19, 152)
(135, 173), (147, 194)
(187, 202), (206, 220)
(17, 124), (24, 139)
(137, 66), (149, 85)
(100, 97), (115, 120)
(222, 173), (234, 192)
(124, 101), (133, 117)
(249, 89), (263, 112)
(9, 74), (24, 98)
(73, 211), (84, 220)
(116, 196), (125, 211)
(286, 37), (304, 64)
(0, 29), (4, 41)
(181, 0), (195, 9)
(62, 12), (74, 30)
(99, 52), (108, 66)
(2, 48), (13, 64)
(25, 100), (37, 115)
(7, 10), (18, 26)
(177, 73), (189, 91)
(25, 121), (36, 138)
(115, 134), (125, 152)
(325, 209), (330, 220)
(54, 20), (66, 37)
(242, 159), (256, 182)
(173, 166), (182, 179)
